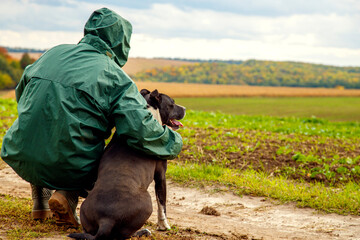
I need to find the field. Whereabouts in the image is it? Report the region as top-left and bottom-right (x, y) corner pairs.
(175, 97), (360, 122)
(177, 111), (360, 187)
(7, 52), (43, 60)
(2, 85), (360, 122)
(4, 83), (360, 100)
(7, 54), (195, 76)
(1, 85), (360, 239)
(135, 81), (360, 97)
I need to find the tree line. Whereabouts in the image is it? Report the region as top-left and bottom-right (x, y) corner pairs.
(0, 47), (35, 90)
(131, 60), (360, 89)
(1, 49), (360, 90)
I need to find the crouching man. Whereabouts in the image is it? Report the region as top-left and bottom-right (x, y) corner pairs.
(1, 8), (182, 228)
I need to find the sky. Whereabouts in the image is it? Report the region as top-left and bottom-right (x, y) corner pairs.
(0, 0), (359, 66)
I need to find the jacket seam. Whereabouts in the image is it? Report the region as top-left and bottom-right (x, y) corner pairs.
(29, 77), (107, 113)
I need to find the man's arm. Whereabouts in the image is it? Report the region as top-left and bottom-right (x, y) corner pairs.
(109, 80), (183, 160)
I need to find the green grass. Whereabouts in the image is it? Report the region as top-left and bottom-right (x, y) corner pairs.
(181, 110), (360, 138)
(167, 162), (360, 215)
(172, 109), (360, 214)
(0, 194), (208, 240)
(0, 194), (69, 240)
(1, 96), (360, 239)
(0, 98), (17, 168)
(176, 97), (360, 122)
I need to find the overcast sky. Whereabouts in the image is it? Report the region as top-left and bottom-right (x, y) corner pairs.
(0, 0), (359, 66)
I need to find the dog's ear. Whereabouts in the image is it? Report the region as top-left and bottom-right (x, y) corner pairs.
(150, 89), (162, 104)
(140, 89), (150, 96)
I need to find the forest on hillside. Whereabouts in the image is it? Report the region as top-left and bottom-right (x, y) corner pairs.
(0, 47), (35, 90)
(132, 60), (360, 89)
(1, 46), (360, 90)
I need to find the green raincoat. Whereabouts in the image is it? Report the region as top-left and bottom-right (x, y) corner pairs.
(1, 8), (182, 191)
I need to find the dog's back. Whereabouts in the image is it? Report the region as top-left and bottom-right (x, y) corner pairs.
(77, 137), (158, 239)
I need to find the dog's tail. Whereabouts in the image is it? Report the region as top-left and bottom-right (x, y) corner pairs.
(67, 232), (95, 240)
(68, 220), (115, 240)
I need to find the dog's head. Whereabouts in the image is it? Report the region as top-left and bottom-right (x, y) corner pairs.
(140, 89), (185, 130)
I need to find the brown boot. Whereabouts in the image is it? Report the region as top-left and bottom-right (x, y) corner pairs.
(48, 190), (80, 228)
(30, 184), (53, 220)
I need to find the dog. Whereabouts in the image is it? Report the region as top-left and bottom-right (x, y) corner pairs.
(68, 89), (185, 240)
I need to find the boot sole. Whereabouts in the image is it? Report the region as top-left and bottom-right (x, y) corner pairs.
(32, 209), (53, 220)
(48, 192), (80, 228)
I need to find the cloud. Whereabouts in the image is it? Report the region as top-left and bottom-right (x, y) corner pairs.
(1, 28), (358, 66)
(0, 30), (82, 49)
(0, 0), (98, 31)
(0, 0), (359, 66)
(130, 34), (360, 66)
(120, 4), (360, 49)
(60, 0), (360, 16)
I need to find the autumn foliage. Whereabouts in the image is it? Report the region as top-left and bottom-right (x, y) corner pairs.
(0, 47), (35, 90)
(132, 60), (360, 89)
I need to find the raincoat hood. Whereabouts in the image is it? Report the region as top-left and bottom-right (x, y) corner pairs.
(82, 7), (132, 67)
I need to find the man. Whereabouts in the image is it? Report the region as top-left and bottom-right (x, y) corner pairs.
(1, 8), (182, 227)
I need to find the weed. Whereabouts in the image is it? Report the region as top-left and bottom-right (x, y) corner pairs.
(0, 194), (69, 239)
(168, 162), (360, 215)
(1, 97), (360, 238)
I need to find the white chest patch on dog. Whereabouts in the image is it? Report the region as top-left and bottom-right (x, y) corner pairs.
(148, 106), (162, 125)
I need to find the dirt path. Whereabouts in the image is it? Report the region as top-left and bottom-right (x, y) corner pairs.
(1, 165), (360, 240)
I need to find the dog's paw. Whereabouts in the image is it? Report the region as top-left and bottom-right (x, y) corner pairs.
(157, 219), (171, 231)
(133, 229), (151, 237)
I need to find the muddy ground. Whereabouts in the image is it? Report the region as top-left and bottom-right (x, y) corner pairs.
(1, 166), (360, 240)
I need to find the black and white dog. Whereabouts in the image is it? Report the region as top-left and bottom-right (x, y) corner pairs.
(68, 89), (185, 240)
